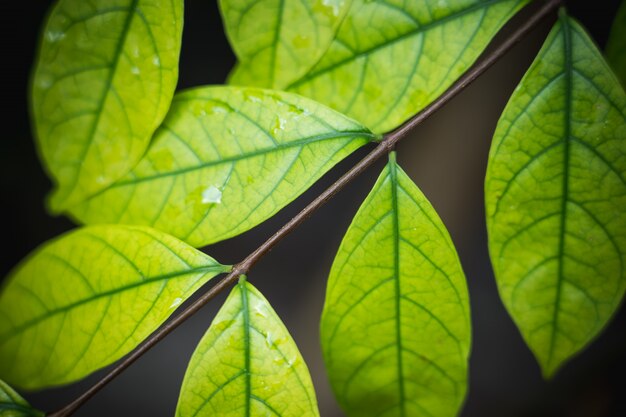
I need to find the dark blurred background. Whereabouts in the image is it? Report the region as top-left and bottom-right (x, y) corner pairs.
(1, 0), (625, 416)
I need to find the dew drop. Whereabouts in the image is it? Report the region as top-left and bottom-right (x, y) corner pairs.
(314, 0), (342, 17)
(169, 297), (183, 309)
(202, 185), (222, 204)
(254, 305), (267, 318)
(208, 103), (229, 115)
(152, 55), (161, 66)
(192, 102), (207, 117)
(131, 66), (140, 75)
(271, 116), (287, 136)
(38, 76), (53, 89)
(46, 30), (66, 43)
(244, 91), (263, 103)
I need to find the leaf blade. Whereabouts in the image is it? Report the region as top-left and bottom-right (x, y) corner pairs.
(32, 0), (183, 211)
(0, 379), (43, 417)
(321, 156), (471, 417)
(485, 12), (626, 377)
(226, 0), (529, 133)
(176, 279), (319, 417)
(69, 86), (377, 247)
(606, 0), (626, 88)
(221, 0), (351, 89)
(0, 225), (228, 389)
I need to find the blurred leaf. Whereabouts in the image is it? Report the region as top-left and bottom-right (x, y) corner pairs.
(606, 0), (626, 87)
(226, 0), (529, 133)
(0, 379), (42, 417)
(221, 0), (350, 89)
(32, 0), (183, 212)
(321, 155), (471, 417)
(485, 11), (626, 377)
(0, 226), (228, 389)
(176, 278), (319, 417)
(69, 87), (377, 247)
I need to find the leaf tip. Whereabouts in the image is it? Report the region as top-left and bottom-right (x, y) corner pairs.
(539, 359), (560, 380)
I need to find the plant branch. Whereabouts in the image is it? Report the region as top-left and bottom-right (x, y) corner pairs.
(47, 0), (561, 415)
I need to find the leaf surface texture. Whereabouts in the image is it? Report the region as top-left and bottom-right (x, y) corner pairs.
(176, 279), (320, 417)
(221, 0), (350, 88)
(485, 12), (626, 377)
(70, 87), (377, 247)
(0, 226), (228, 389)
(32, 0), (183, 211)
(321, 156), (471, 417)
(0, 379), (42, 417)
(225, 0), (530, 133)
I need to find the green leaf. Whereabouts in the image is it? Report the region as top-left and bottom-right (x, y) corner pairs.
(606, 0), (626, 87)
(0, 225), (229, 389)
(0, 379), (43, 417)
(32, 0), (184, 212)
(321, 155), (471, 417)
(485, 11), (626, 377)
(176, 278), (320, 417)
(227, 0), (529, 133)
(221, 0), (350, 89)
(68, 86), (377, 247)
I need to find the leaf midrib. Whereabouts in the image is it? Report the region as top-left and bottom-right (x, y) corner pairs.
(547, 15), (573, 371)
(0, 264), (225, 342)
(241, 282), (252, 417)
(389, 160), (407, 417)
(109, 130), (375, 188)
(59, 0), (140, 204)
(286, 0), (519, 89)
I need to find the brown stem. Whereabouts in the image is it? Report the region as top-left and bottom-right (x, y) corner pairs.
(47, 0), (561, 415)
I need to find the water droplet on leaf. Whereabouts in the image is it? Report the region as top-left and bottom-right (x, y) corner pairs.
(169, 297), (183, 309)
(202, 186), (222, 204)
(46, 30), (65, 43)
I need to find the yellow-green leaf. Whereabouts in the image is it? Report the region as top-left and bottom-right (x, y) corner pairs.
(69, 87), (377, 247)
(0, 379), (42, 417)
(227, 0), (529, 133)
(0, 225), (228, 389)
(221, 0), (350, 89)
(176, 278), (319, 417)
(606, 0), (626, 87)
(485, 11), (626, 377)
(32, 0), (184, 212)
(321, 155), (471, 417)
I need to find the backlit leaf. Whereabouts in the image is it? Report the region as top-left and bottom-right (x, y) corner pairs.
(0, 379), (42, 417)
(485, 11), (626, 377)
(176, 278), (319, 417)
(606, 0), (626, 87)
(221, 0), (350, 89)
(69, 87), (377, 247)
(321, 155), (471, 417)
(0, 225), (228, 389)
(227, 0), (529, 133)
(32, 0), (183, 212)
